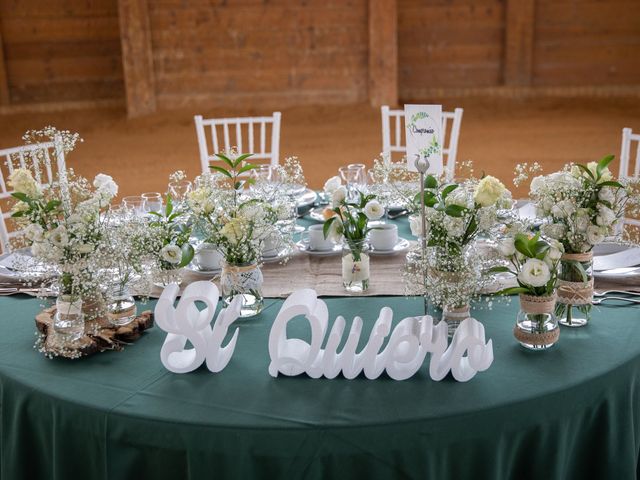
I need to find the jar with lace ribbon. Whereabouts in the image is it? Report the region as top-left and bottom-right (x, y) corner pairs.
(515, 293), (560, 350)
(555, 252), (593, 327)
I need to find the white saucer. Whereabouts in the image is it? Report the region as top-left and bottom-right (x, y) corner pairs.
(308, 206), (330, 223)
(369, 238), (411, 255)
(261, 246), (293, 263)
(296, 189), (317, 208)
(186, 263), (221, 276)
(295, 240), (342, 256)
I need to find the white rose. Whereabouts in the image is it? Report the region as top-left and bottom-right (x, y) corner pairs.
(409, 215), (423, 238)
(530, 175), (544, 195)
(48, 226), (69, 248)
(93, 174), (118, 197)
(24, 224), (44, 242)
(477, 207), (495, 231)
(596, 205), (617, 227)
(446, 188), (473, 210)
(363, 200), (384, 220)
(574, 208), (591, 231)
(160, 244), (182, 264)
(323, 176), (342, 194)
(8, 168), (41, 198)
(497, 237), (516, 257)
(541, 223), (565, 240)
(331, 186), (347, 208)
(518, 258), (551, 287)
(586, 225), (605, 245)
(551, 199), (576, 219)
(598, 187), (616, 203)
(473, 176), (507, 207)
(547, 239), (564, 261)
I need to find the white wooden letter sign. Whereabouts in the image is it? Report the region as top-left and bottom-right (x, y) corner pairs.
(268, 289), (493, 382)
(155, 281), (242, 373)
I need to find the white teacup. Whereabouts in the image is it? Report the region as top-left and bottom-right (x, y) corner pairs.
(194, 243), (223, 271)
(370, 224), (398, 251)
(301, 224), (335, 251)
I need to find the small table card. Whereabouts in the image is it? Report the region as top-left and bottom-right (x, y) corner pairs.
(404, 104), (443, 174)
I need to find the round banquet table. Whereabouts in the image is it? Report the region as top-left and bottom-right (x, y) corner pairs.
(1, 293), (640, 480)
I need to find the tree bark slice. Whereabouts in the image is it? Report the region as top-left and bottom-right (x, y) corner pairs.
(35, 307), (154, 359)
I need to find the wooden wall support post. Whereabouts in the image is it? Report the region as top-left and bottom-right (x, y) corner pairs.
(368, 0), (398, 107)
(504, 0), (536, 86)
(0, 19), (10, 105)
(118, 0), (156, 117)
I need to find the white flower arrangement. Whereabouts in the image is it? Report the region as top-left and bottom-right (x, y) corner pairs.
(490, 232), (562, 296)
(528, 155), (636, 253)
(185, 151), (292, 265)
(9, 167), (117, 296)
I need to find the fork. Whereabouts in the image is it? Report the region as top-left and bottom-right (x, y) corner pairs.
(592, 296), (640, 305)
(594, 290), (640, 297)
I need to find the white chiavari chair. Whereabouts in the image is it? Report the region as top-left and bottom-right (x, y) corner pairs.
(619, 127), (640, 228)
(381, 106), (463, 180)
(194, 112), (282, 175)
(0, 137), (67, 253)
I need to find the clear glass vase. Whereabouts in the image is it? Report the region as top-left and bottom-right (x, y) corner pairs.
(556, 252), (593, 328)
(342, 239), (370, 293)
(426, 245), (479, 336)
(106, 284), (137, 327)
(515, 294), (560, 350)
(54, 294), (85, 341)
(154, 267), (185, 288)
(221, 261), (264, 317)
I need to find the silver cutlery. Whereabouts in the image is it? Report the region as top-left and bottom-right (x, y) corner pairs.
(594, 290), (640, 297)
(592, 296), (640, 305)
(387, 209), (409, 220)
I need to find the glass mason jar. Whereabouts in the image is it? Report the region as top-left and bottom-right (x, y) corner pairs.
(342, 239), (370, 293)
(556, 252), (593, 327)
(154, 267), (185, 288)
(515, 293), (560, 350)
(220, 261), (264, 317)
(106, 284), (137, 327)
(426, 245), (478, 336)
(54, 294), (85, 340)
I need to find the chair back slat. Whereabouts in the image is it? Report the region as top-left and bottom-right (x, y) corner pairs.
(380, 106), (464, 180)
(0, 138), (67, 254)
(194, 113), (281, 175)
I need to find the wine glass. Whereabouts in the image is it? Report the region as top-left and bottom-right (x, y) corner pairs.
(121, 196), (147, 217)
(168, 180), (192, 204)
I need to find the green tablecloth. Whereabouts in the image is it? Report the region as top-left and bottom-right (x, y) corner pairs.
(1, 293), (640, 479)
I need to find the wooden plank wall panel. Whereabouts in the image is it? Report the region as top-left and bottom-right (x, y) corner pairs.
(397, 0), (505, 98)
(533, 0), (640, 86)
(147, 0), (369, 109)
(0, 0), (124, 104)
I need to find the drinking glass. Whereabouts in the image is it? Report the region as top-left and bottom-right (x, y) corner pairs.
(339, 165), (362, 201)
(141, 192), (163, 213)
(168, 180), (192, 203)
(348, 163), (367, 190)
(122, 196), (147, 216)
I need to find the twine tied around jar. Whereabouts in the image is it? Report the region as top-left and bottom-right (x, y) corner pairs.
(557, 251), (594, 306)
(519, 293), (557, 315)
(443, 304), (470, 321)
(513, 326), (560, 347)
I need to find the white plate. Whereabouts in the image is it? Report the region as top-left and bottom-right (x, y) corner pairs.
(261, 246), (293, 263)
(185, 263), (221, 276)
(369, 238), (411, 256)
(594, 266), (640, 279)
(593, 242), (640, 271)
(295, 240), (342, 256)
(308, 207), (328, 222)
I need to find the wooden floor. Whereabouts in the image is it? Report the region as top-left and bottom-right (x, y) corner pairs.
(0, 96), (638, 199)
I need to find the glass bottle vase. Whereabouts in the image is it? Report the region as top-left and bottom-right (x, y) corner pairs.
(54, 294), (85, 341)
(106, 284), (137, 327)
(342, 239), (370, 293)
(220, 262), (264, 317)
(555, 252), (593, 328)
(515, 294), (560, 350)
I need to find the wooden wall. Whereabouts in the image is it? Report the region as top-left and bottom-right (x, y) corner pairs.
(0, 0), (123, 105)
(0, 0), (639, 115)
(147, 0), (369, 110)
